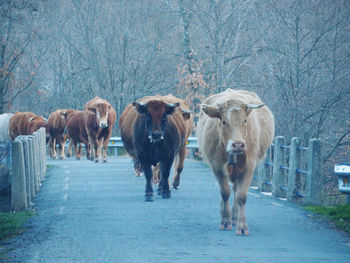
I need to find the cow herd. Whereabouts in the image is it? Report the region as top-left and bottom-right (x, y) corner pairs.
(0, 89), (275, 235)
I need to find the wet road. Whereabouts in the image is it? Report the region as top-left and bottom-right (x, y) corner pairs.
(3, 157), (350, 262)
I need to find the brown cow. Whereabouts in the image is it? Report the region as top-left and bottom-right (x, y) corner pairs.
(83, 97), (117, 163)
(47, 109), (74, 160)
(9, 112), (48, 141)
(65, 110), (90, 160)
(119, 95), (192, 201)
(197, 89), (275, 235)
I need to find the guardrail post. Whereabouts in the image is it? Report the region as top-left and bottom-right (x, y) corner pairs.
(20, 137), (33, 208)
(258, 147), (272, 192)
(287, 137), (301, 203)
(272, 136), (285, 198)
(27, 136), (35, 197)
(11, 140), (27, 211)
(306, 139), (323, 205)
(34, 133), (41, 190)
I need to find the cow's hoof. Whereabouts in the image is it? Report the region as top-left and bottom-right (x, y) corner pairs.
(144, 193), (154, 202)
(67, 153), (71, 157)
(103, 160), (107, 163)
(60, 156), (65, 160)
(220, 222), (232, 231)
(236, 224), (249, 236)
(162, 191), (171, 199)
(157, 188), (162, 196)
(76, 157), (80, 160)
(94, 159), (99, 163)
(173, 182), (180, 190)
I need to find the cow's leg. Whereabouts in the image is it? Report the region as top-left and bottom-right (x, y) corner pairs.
(152, 164), (161, 194)
(67, 139), (73, 157)
(133, 159), (142, 177)
(213, 167), (232, 231)
(160, 159), (173, 199)
(58, 137), (66, 160)
(74, 141), (80, 160)
(94, 139), (102, 163)
(231, 182), (238, 225)
(48, 137), (53, 158)
(102, 138), (108, 163)
(232, 165), (254, 236)
(87, 136), (96, 161)
(172, 146), (186, 189)
(142, 162), (154, 202)
(50, 137), (57, 159)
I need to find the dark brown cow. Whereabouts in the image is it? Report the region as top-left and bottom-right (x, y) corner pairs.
(144, 95), (193, 189)
(83, 97), (117, 163)
(65, 110), (90, 160)
(119, 95), (192, 201)
(9, 112), (47, 141)
(47, 109), (74, 160)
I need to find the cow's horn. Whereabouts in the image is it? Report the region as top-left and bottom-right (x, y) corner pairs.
(247, 104), (265, 109)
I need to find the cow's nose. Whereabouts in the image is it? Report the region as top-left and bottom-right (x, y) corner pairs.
(232, 141), (245, 151)
(100, 122), (108, 128)
(149, 132), (164, 143)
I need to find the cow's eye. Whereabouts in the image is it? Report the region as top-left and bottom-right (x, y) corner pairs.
(244, 120), (247, 124)
(222, 121), (226, 125)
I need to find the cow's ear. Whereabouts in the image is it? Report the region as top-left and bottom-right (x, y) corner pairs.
(166, 103), (180, 115)
(181, 110), (193, 120)
(132, 102), (147, 114)
(87, 107), (97, 114)
(201, 104), (221, 118)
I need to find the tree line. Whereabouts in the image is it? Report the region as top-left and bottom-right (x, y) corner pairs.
(1, 0), (349, 201)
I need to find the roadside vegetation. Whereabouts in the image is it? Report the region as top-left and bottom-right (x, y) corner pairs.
(0, 211), (34, 242)
(304, 205), (350, 233)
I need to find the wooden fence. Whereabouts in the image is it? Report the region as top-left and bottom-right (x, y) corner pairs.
(253, 136), (323, 206)
(11, 128), (47, 211)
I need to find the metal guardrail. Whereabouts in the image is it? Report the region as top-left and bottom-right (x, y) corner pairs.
(11, 128), (47, 211)
(108, 136), (198, 148)
(107, 136), (199, 157)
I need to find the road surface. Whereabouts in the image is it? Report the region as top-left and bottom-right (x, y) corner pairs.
(2, 157), (350, 262)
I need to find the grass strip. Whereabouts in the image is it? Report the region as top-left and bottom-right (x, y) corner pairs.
(304, 204), (350, 233)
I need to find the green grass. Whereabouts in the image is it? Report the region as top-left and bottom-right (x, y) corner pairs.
(304, 204), (350, 233)
(0, 211), (34, 242)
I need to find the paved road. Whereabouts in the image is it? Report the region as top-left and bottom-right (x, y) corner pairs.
(2, 157), (350, 262)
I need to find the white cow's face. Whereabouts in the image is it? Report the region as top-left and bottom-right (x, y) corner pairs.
(201, 102), (264, 155)
(220, 106), (248, 155)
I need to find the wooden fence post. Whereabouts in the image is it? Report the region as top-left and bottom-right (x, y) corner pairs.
(306, 139), (323, 205)
(258, 147), (271, 192)
(40, 128), (47, 176)
(287, 137), (301, 203)
(11, 140), (27, 211)
(20, 137), (33, 208)
(272, 136), (285, 198)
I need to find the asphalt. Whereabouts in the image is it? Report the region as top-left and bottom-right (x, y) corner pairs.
(2, 156), (350, 263)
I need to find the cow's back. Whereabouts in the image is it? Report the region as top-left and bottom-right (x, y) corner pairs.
(47, 109), (67, 137)
(9, 112), (36, 140)
(119, 104), (138, 158)
(0, 113), (13, 142)
(66, 111), (85, 142)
